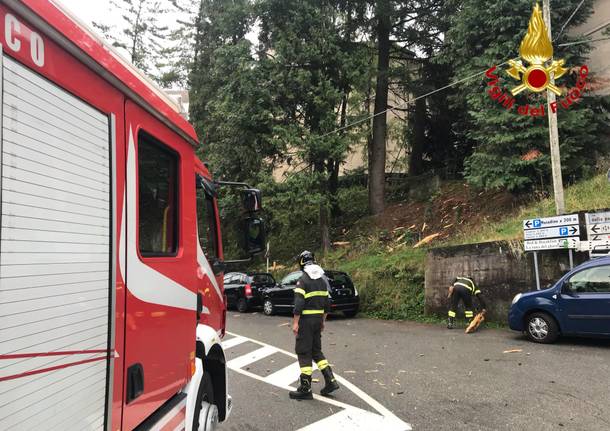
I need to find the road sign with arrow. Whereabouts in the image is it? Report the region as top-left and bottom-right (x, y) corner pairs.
(524, 225), (579, 240)
(585, 211), (610, 255)
(522, 214), (579, 230)
(522, 214), (580, 251)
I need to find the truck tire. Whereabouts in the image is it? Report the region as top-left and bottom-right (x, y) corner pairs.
(236, 297), (249, 313)
(525, 312), (559, 344)
(193, 370), (218, 431)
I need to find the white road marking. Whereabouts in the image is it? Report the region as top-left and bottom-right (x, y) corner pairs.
(298, 408), (407, 431)
(264, 362), (301, 387)
(226, 345), (277, 370)
(222, 335), (248, 350)
(225, 331), (412, 431)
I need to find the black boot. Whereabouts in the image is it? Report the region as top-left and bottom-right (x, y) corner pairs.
(289, 374), (313, 400)
(447, 317), (455, 329)
(320, 367), (340, 396)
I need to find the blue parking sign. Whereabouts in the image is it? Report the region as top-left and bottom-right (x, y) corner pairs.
(559, 227), (568, 236)
(533, 219), (541, 228)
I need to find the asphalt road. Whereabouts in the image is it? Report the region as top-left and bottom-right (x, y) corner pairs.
(219, 311), (610, 431)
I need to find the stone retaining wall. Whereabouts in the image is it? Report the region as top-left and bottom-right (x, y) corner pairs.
(424, 240), (589, 322)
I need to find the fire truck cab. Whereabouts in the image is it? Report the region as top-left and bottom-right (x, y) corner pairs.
(0, 1), (264, 429)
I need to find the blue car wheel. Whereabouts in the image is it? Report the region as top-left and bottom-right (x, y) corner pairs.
(525, 312), (559, 344)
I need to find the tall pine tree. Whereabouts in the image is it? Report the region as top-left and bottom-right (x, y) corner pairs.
(94, 0), (171, 82)
(257, 0), (370, 252)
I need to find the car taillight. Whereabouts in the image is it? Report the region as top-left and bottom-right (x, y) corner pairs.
(245, 284), (253, 298)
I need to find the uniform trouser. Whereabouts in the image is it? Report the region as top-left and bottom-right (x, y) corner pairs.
(295, 316), (329, 375)
(448, 285), (474, 319)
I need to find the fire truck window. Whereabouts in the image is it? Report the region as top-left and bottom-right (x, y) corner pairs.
(138, 132), (179, 256)
(197, 188), (218, 259)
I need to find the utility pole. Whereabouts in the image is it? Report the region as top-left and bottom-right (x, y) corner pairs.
(543, 0), (566, 215)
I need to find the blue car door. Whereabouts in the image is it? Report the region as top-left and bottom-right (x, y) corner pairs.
(558, 264), (610, 335)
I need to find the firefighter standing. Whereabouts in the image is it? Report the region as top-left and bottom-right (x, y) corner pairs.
(447, 276), (487, 329)
(289, 251), (340, 400)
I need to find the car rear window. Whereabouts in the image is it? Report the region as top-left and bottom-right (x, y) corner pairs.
(250, 274), (275, 285)
(327, 272), (352, 287)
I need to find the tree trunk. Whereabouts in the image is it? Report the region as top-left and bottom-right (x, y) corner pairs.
(409, 96), (426, 176)
(328, 159), (340, 219)
(315, 162), (332, 254)
(329, 88), (348, 220)
(369, 0), (391, 215)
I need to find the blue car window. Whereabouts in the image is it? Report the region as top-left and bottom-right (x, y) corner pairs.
(566, 266), (610, 293)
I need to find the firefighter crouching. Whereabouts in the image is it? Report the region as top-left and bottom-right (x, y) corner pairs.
(447, 276), (487, 329)
(289, 251), (340, 400)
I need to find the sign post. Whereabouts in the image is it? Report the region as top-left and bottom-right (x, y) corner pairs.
(542, 0), (566, 215)
(533, 251), (541, 290)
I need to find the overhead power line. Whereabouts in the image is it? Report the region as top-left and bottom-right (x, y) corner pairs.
(319, 59), (513, 139)
(554, 0), (586, 41)
(320, 5), (605, 139)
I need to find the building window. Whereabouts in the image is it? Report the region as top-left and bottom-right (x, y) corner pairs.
(138, 131), (179, 255)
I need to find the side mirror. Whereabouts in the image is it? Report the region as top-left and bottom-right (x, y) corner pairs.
(244, 217), (265, 255)
(211, 258), (226, 276)
(243, 189), (262, 212)
(561, 281), (576, 295)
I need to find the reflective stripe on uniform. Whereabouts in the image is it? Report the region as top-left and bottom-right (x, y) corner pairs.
(302, 309), (325, 315)
(454, 282), (474, 292)
(465, 311), (474, 318)
(300, 366), (313, 375)
(304, 290), (329, 299)
(317, 359), (329, 370)
(474, 290), (481, 295)
(294, 288), (306, 296)
(448, 310), (456, 317)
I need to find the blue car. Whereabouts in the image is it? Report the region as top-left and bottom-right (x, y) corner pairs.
(509, 256), (610, 343)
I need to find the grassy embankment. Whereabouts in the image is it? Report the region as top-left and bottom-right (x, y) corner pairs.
(322, 174), (610, 322)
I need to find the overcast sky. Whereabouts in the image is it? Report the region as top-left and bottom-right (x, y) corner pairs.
(57, 0), (118, 29)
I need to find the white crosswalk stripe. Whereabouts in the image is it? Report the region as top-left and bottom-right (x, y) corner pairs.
(222, 335), (248, 350)
(263, 362), (301, 388)
(224, 331), (412, 431)
(297, 408), (409, 431)
(226, 345), (277, 370)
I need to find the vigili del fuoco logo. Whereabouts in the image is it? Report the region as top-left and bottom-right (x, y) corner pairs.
(485, 3), (589, 117)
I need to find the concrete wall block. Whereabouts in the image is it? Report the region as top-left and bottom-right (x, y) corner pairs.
(424, 240), (589, 322)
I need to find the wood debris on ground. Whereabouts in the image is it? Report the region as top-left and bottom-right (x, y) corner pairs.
(414, 233), (441, 248)
(332, 241), (350, 247)
(503, 349), (523, 354)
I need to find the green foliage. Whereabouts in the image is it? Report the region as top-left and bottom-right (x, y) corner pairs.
(323, 243), (427, 320)
(188, 0), (280, 183)
(442, 0), (610, 191)
(450, 173), (610, 245)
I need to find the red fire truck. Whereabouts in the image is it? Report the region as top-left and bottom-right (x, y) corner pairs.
(0, 1), (265, 429)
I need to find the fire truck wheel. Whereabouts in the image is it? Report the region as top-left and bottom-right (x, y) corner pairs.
(236, 297), (249, 313)
(193, 370), (218, 431)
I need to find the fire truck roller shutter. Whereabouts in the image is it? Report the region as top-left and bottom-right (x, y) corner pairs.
(0, 55), (111, 430)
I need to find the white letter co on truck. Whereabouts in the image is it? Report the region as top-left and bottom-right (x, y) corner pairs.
(5, 13), (45, 67)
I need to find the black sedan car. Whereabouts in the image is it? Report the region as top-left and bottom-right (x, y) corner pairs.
(224, 272), (277, 312)
(261, 270), (359, 317)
